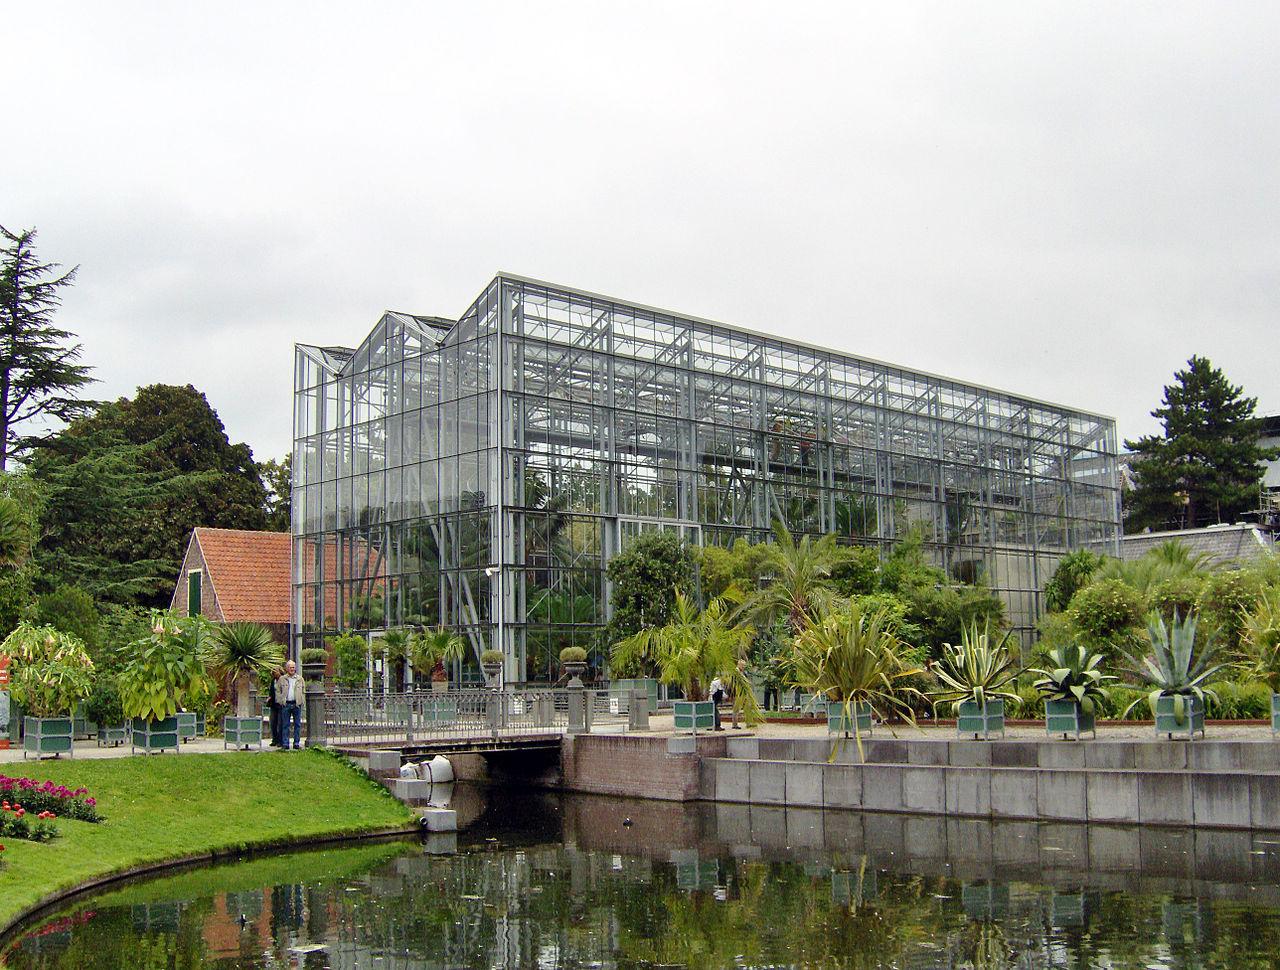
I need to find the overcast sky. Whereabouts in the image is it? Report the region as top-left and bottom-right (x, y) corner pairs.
(7, 2), (1277, 462)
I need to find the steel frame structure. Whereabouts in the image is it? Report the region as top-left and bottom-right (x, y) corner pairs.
(293, 274), (1120, 679)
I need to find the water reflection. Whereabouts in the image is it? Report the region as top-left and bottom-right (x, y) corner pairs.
(8, 787), (1280, 968)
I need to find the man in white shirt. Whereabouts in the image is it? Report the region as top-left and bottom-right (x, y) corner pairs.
(708, 676), (725, 731)
(276, 660), (307, 750)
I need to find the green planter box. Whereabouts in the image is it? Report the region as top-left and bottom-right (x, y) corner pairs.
(97, 723), (129, 747)
(827, 700), (873, 737)
(610, 678), (659, 714)
(962, 881), (1010, 920)
(673, 700), (715, 733)
(1045, 699), (1096, 740)
(23, 716), (74, 759)
(1272, 694), (1280, 735)
(176, 711), (206, 742)
(1154, 694), (1204, 739)
(419, 697), (458, 723)
(223, 715), (263, 749)
(131, 716), (180, 754)
(956, 699), (1005, 740)
(74, 705), (95, 740)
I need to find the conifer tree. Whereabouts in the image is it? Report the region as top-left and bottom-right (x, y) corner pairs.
(0, 226), (94, 470)
(1124, 356), (1277, 531)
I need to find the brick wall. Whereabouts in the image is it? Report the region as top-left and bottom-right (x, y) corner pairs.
(170, 536), (221, 621)
(560, 734), (727, 802)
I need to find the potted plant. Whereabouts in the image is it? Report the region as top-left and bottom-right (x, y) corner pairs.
(559, 646), (588, 687)
(1122, 611), (1225, 740)
(611, 591), (760, 736)
(409, 628), (465, 694)
(84, 674), (128, 747)
(1241, 590), (1280, 734)
(119, 612), (212, 755)
(375, 629), (412, 692)
(300, 647), (329, 685)
(2, 623), (94, 760)
(931, 621), (1020, 740)
(1029, 641), (1115, 740)
(786, 603), (923, 759)
(480, 648), (505, 685)
(209, 622), (282, 750)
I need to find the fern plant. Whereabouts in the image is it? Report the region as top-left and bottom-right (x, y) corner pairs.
(1122, 611), (1227, 723)
(930, 621), (1021, 717)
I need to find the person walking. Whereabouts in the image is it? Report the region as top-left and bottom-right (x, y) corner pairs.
(709, 675), (725, 731)
(267, 664), (283, 748)
(276, 660), (306, 750)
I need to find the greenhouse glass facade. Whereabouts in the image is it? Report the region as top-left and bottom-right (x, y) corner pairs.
(292, 274), (1120, 679)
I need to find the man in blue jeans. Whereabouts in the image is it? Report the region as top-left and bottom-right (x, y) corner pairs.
(276, 660), (307, 750)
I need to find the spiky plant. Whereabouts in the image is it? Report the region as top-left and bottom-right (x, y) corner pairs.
(209, 622), (284, 716)
(785, 602), (923, 760)
(1122, 611), (1227, 723)
(930, 621), (1021, 717)
(1028, 641), (1115, 714)
(1240, 589), (1280, 692)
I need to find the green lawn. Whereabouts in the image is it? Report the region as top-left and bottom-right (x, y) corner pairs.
(0, 749), (415, 932)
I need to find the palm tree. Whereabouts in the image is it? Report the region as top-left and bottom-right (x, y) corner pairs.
(374, 628), (412, 690)
(409, 627), (466, 685)
(739, 520), (848, 635)
(0, 495), (30, 568)
(611, 590), (761, 722)
(209, 622), (284, 716)
(786, 602), (923, 758)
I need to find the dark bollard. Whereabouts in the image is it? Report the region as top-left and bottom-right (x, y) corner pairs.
(304, 682), (327, 748)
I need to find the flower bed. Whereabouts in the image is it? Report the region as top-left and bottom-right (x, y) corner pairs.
(0, 774), (100, 822)
(0, 802), (58, 842)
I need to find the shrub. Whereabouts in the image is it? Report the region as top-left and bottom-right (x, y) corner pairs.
(480, 649), (505, 665)
(1242, 588), (1280, 691)
(0, 774), (100, 822)
(82, 674), (124, 728)
(559, 646), (587, 664)
(1067, 579), (1145, 656)
(332, 633), (370, 690)
(1205, 680), (1270, 720)
(1044, 550), (1106, 613)
(2, 623), (95, 718)
(117, 612), (213, 722)
(300, 647), (329, 665)
(1198, 569), (1266, 655)
(0, 803), (58, 842)
(1148, 575), (1204, 623)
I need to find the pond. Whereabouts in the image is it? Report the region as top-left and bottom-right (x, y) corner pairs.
(7, 785), (1280, 968)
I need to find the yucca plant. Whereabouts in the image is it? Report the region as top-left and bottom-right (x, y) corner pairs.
(1122, 611), (1226, 724)
(785, 603), (923, 760)
(209, 622), (284, 716)
(1028, 641), (1115, 714)
(930, 621), (1021, 717)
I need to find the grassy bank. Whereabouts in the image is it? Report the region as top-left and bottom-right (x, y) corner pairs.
(0, 749), (415, 932)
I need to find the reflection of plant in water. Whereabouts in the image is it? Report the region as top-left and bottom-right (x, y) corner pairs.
(959, 919), (1011, 970)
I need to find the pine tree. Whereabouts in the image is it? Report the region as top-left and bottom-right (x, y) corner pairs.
(1124, 356), (1278, 531)
(0, 226), (94, 470)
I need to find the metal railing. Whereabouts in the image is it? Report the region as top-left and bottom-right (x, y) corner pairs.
(320, 687), (631, 748)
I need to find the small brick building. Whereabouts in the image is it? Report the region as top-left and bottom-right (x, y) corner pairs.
(170, 528), (291, 645)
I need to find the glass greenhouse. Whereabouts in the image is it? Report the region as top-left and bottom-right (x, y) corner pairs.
(292, 274), (1120, 679)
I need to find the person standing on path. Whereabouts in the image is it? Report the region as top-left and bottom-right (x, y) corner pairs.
(267, 664), (283, 747)
(276, 661), (306, 750)
(709, 676), (725, 731)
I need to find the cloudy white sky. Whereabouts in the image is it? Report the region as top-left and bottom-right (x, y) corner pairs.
(7, 2), (1277, 462)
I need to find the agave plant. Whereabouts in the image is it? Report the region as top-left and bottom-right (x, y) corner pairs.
(930, 621), (1021, 717)
(1028, 641), (1115, 714)
(1241, 589), (1280, 692)
(209, 622), (284, 716)
(785, 602), (923, 760)
(1122, 611), (1226, 723)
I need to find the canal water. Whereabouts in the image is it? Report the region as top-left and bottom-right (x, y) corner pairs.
(7, 786), (1280, 968)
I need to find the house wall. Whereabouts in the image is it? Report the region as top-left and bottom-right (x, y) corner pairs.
(170, 536), (223, 621)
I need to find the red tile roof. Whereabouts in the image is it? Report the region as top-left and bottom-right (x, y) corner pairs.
(193, 528), (291, 623)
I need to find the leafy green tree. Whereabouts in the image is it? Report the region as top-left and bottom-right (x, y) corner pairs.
(31, 384), (269, 605)
(602, 531), (694, 648)
(830, 546), (881, 597)
(332, 632), (370, 690)
(1125, 356), (1277, 530)
(0, 470), (41, 636)
(260, 453), (291, 531)
(0, 225), (94, 470)
(31, 584), (100, 651)
(1043, 549), (1106, 613)
(740, 520), (848, 635)
(1067, 578), (1146, 657)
